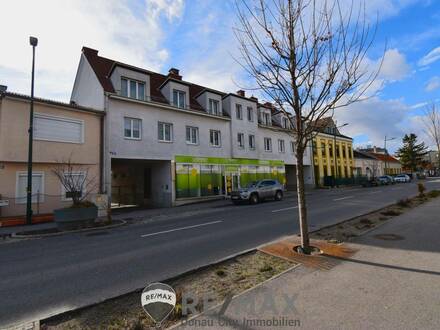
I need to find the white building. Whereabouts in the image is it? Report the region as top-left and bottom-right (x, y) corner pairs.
(71, 47), (313, 207)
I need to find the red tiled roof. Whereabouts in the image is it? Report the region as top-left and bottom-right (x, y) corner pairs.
(370, 153), (401, 163)
(82, 47), (228, 114)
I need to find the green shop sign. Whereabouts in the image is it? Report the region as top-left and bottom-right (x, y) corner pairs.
(175, 155), (284, 166)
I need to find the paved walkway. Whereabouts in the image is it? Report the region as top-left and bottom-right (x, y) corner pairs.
(178, 199), (440, 329)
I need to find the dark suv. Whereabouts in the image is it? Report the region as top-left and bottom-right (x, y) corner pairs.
(230, 179), (284, 204)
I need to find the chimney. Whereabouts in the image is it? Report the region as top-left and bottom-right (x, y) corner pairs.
(168, 68), (182, 80)
(0, 85), (7, 93)
(236, 90), (245, 97)
(373, 146), (377, 153)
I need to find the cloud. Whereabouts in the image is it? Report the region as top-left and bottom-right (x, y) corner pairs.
(379, 49), (411, 81)
(418, 46), (440, 66)
(334, 97), (410, 152)
(425, 76), (440, 92)
(0, 0), (184, 101)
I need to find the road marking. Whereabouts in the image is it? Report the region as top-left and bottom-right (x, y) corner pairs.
(333, 196), (354, 201)
(141, 220), (223, 238)
(271, 206), (299, 213)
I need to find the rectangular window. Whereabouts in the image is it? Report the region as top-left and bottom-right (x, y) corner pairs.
(290, 141), (295, 153)
(283, 117), (289, 129)
(264, 137), (272, 152)
(34, 113), (83, 143)
(263, 113), (271, 125)
(236, 104), (243, 120)
(173, 89), (186, 109)
(16, 172), (44, 204)
(247, 107), (253, 121)
(124, 117), (141, 139)
(61, 172), (86, 201)
(208, 99), (220, 115)
(185, 126), (199, 145)
(121, 78), (145, 100)
(237, 133), (245, 148)
(249, 134), (256, 149)
(210, 130), (221, 147)
(278, 139), (285, 153)
(158, 122), (173, 142)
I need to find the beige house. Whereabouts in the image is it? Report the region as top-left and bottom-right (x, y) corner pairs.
(0, 87), (103, 218)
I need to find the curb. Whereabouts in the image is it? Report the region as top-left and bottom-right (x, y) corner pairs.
(10, 220), (127, 239)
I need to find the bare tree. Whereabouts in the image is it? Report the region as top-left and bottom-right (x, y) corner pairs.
(234, 0), (382, 252)
(423, 102), (440, 169)
(52, 158), (98, 207)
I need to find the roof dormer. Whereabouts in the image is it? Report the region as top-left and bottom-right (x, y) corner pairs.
(159, 68), (190, 109)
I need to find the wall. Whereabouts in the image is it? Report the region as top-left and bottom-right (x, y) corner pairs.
(107, 97), (232, 160)
(0, 97), (101, 165)
(70, 54), (105, 109)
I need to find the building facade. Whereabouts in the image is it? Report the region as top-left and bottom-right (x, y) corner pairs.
(71, 47), (314, 208)
(312, 118), (354, 186)
(0, 89), (103, 217)
(354, 150), (383, 179)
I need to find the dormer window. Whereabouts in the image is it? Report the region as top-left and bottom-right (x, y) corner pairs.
(121, 78), (145, 100)
(282, 117), (289, 129)
(263, 112), (271, 126)
(236, 104), (243, 120)
(172, 89), (186, 109)
(208, 99), (220, 115)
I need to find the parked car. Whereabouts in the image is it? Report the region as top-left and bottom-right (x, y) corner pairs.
(394, 174), (411, 183)
(378, 175), (395, 185)
(230, 179), (284, 204)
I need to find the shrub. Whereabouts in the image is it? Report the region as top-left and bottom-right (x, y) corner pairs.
(427, 190), (440, 198)
(397, 198), (411, 208)
(360, 218), (373, 225)
(418, 183), (426, 197)
(215, 269), (227, 277)
(259, 264), (273, 272)
(381, 210), (401, 217)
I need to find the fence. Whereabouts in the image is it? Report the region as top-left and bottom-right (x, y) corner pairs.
(323, 175), (368, 187)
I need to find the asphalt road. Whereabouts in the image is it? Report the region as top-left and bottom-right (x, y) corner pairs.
(1, 179), (440, 327)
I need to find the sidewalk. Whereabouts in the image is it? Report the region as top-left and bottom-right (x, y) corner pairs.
(178, 199), (440, 329)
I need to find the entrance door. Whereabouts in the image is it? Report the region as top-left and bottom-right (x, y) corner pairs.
(224, 173), (240, 196)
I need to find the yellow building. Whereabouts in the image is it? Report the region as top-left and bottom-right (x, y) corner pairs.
(312, 118), (354, 186)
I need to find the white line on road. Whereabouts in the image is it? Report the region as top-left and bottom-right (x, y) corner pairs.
(333, 196), (354, 201)
(271, 206), (299, 213)
(141, 220), (223, 238)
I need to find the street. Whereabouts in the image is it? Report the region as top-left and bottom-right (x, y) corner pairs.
(1, 179), (440, 327)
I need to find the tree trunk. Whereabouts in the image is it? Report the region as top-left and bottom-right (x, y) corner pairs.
(295, 150), (310, 249)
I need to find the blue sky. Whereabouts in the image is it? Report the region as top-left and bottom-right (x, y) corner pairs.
(1, 0), (440, 152)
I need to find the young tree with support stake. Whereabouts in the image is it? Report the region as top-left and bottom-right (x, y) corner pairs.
(234, 0), (383, 253)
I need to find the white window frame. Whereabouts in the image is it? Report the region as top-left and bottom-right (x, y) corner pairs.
(185, 126), (199, 145)
(247, 107), (254, 121)
(210, 130), (221, 147)
(278, 139), (285, 153)
(249, 134), (256, 150)
(173, 89), (186, 109)
(34, 113), (84, 144)
(158, 122), (173, 142)
(124, 117), (142, 140)
(264, 137), (272, 152)
(208, 99), (220, 115)
(121, 77), (145, 100)
(263, 112), (271, 126)
(290, 141), (295, 153)
(60, 171), (86, 202)
(15, 171), (45, 204)
(236, 104), (243, 120)
(283, 117), (289, 129)
(237, 133), (245, 148)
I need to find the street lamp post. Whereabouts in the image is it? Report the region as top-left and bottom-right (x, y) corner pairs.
(26, 36), (38, 225)
(333, 123), (348, 186)
(384, 135), (396, 176)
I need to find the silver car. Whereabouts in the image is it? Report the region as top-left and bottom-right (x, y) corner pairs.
(230, 179), (284, 204)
